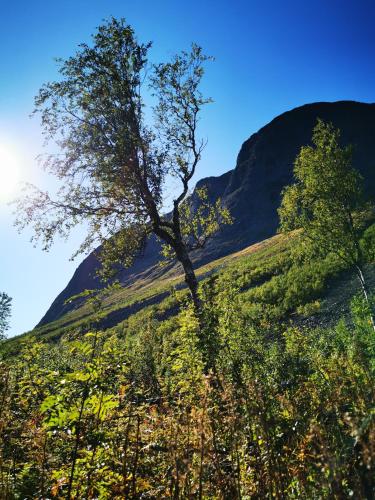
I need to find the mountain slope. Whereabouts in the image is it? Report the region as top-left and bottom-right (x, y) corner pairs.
(39, 100), (375, 326)
(3, 228), (374, 360)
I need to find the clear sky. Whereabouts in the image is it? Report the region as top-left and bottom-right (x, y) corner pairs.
(1, 0), (375, 337)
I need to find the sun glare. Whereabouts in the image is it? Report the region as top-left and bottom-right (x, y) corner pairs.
(0, 143), (20, 202)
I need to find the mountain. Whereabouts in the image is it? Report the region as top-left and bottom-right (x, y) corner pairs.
(38, 100), (375, 326)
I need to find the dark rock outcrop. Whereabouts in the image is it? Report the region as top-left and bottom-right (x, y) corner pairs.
(38, 101), (375, 326)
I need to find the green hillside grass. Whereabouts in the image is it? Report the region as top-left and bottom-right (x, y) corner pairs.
(3, 229), (373, 358)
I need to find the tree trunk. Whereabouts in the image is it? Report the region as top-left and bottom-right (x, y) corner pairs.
(174, 242), (201, 314)
(355, 265), (375, 332)
(151, 224), (201, 314)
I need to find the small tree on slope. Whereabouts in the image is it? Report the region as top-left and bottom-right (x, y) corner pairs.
(0, 292), (11, 340)
(15, 18), (230, 318)
(278, 119), (375, 329)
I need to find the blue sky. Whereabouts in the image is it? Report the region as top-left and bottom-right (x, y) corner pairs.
(1, 0), (375, 337)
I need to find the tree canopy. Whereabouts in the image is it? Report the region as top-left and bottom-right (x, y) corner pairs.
(15, 18), (231, 311)
(279, 119), (375, 324)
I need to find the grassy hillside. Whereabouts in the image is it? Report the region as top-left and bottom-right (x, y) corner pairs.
(1, 228), (375, 498)
(3, 229), (373, 357)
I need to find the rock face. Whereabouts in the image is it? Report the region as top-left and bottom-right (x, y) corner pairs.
(38, 101), (375, 326)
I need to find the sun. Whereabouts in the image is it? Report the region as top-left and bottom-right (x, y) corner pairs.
(0, 143), (20, 202)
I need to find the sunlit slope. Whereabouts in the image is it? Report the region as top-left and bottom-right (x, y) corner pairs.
(4, 231), (374, 357)
(9, 234), (289, 344)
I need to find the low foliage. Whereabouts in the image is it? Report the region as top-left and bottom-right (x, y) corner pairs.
(1, 263), (375, 497)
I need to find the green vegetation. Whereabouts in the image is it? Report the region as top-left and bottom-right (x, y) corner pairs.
(1, 213), (375, 497)
(1, 266), (375, 497)
(279, 119), (375, 328)
(0, 292), (11, 340)
(0, 230), (353, 353)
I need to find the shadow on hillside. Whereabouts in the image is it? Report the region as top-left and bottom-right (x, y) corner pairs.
(298, 264), (375, 329)
(97, 291), (171, 330)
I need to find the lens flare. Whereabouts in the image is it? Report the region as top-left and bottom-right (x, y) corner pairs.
(0, 143), (20, 202)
